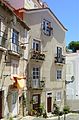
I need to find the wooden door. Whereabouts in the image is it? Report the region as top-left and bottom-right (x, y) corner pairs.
(47, 97), (52, 112)
(0, 91), (2, 119)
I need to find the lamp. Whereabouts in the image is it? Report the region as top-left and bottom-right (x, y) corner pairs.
(65, 75), (75, 84)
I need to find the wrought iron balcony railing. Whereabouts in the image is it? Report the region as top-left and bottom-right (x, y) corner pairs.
(27, 79), (45, 90)
(55, 55), (65, 64)
(31, 50), (45, 61)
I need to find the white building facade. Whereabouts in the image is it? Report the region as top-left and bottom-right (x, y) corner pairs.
(66, 51), (79, 111)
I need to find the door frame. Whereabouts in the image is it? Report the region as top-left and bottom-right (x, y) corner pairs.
(46, 91), (53, 113)
(32, 94), (40, 111)
(47, 96), (52, 112)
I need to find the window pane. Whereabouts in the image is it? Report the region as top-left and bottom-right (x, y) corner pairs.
(57, 47), (62, 58)
(42, 19), (51, 36)
(12, 29), (19, 45)
(33, 42), (35, 49)
(57, 70), (62, 79)
(56, 92), (61, 101)
(36, 43), (39, 51)
(32, 67), (40, 79)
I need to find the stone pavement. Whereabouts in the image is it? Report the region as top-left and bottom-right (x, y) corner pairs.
(3, 113), (78, 120)
(21, 113), (79, 120)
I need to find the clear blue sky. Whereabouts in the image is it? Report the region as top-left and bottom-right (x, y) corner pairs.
(44, 0), (79, 46)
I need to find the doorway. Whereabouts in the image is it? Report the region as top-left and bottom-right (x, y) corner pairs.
(32, 94), (40, 111)
(47, 97), (52, 112)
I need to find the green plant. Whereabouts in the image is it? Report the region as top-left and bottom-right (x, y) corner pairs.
(43, 110), (47, 118)
(30, 109), (37, 116)
(53, 103), (60, 115)
(63, 105), (70, 114)
(30, 99), (35, 104)
(22, 93), (27, 106)
(9, 116), (13, 120)
(38, 103), (44, 116)
(59, 111), (63, 116)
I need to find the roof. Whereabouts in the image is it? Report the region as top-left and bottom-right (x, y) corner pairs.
(0, 0), (30, 30)
(17, 7), (67, 31)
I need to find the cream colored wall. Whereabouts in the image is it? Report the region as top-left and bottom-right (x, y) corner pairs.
(0, 6), (28, 117)
(24, 10), (66, 82)
(24, 9), (66, 110)
(66, 53), (79, 110)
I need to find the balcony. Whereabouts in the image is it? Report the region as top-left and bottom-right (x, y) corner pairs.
(27, 79), (45, 90)
(31, 50), (45, 61)
(55, 55), (65, 64)
(0, 31), (7, 50)
(8, 42), (21, 56)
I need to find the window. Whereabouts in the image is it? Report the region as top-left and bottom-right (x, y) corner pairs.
(12, 29), (19, 52)
(42, 19), (52, 36)
(56, 47), (62, 63)
(12, 92), (18, 104)
(11, 60), (19, 75)
(33, 95), (38, 104)
(57, 47), (62, 58)
(33, 39), (41, 51)
(56, 69), (62, 80)
(12, 29), (19, 45)
(32, 67), (40, 79)
(32, 67), (40, 88)
(13, 64), (18, 74)
(56, 92), (61, 101)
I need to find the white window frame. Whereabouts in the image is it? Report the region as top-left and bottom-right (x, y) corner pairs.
(12, 29), (19, 44)
(32, 66), (40, 88)
(11, 60), (19, 75)
(32, 39), (41, 51)
(56, 69), (62, 80)
(11, 29), (19, 52)
(32, 67), (40, 80)
(56, 91), (61, 101)
(42, 19), (51, 36)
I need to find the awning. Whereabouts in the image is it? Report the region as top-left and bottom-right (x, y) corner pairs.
(11, 74), (26, 89)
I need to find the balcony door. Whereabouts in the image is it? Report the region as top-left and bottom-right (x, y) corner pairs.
(57, 47), (62, 62)
(11, 29), (19, 53)
(32, 67), (40, 88)
(32, 39), (41, 52)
